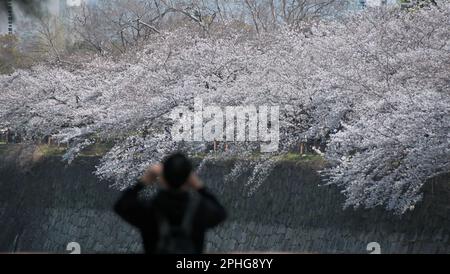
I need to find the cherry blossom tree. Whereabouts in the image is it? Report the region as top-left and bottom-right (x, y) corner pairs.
(1, 2), (449, 214)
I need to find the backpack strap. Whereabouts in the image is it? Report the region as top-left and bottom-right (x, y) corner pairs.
(180, 191), (201, 235)
(157, 214), (170, 234)
(155, 191), (201, 235)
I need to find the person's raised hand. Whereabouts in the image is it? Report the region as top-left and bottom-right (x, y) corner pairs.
(140, 163), (163, 186)
(187, 173), (204, 190)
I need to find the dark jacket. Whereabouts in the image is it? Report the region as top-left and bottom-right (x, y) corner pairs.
(114, 181), (227, 254)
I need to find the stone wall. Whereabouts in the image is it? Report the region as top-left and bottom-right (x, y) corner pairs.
(0, 150), (449, 253)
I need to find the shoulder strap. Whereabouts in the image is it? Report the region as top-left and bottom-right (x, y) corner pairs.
(155, 204), (170, 239)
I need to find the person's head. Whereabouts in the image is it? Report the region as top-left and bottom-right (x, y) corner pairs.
(162, 152), (192, 189)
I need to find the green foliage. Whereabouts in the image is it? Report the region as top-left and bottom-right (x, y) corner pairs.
(191, 151), (325, 167)
(399, 0), (437, 10)
(35, 143), (114, 157)
(35, 144), (67, 157)
(279, 153), (325, 168)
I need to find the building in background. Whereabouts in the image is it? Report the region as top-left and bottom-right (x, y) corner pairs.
(0, 0), (88, 57)
(0, 0), (85, 35)
(0, 0), (13, 34)
(357, 0), (398, 9)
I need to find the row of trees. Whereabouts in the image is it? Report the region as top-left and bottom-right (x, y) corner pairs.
(69, 0), (352, 54)
(1, 0), (351, 73)
(1, 1), (440, 73)
(1, 0), (353, 62)
(0, 1), (449, 214)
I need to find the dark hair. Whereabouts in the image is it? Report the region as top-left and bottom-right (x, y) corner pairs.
(162, 153), (192, 188)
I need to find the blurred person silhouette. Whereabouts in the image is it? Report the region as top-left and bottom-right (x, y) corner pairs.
(114, 152), (227, 254)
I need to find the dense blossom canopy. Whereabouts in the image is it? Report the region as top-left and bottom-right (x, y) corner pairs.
(1, 4), (449, 214)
